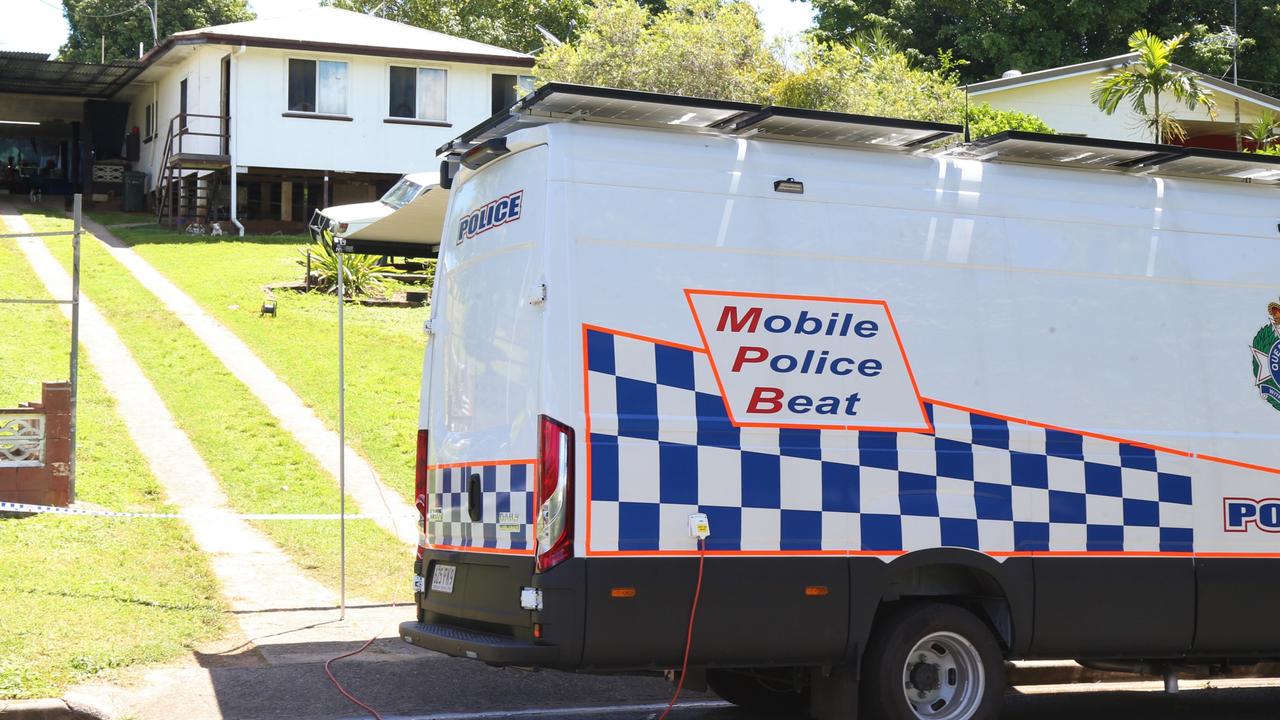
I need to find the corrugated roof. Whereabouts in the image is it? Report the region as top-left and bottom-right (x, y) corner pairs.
(162, 7), (531, 66)
(0, 51), (52, 61)
(0, 56), (142, 98)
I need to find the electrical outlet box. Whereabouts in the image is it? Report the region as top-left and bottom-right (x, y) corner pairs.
(688, 512), (711, 540)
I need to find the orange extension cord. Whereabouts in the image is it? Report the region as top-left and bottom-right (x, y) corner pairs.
(324, 634), (386, 720)
(658, 537), (707, 720)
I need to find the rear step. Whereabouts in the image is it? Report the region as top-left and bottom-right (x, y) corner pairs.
(400, 621), (558, 665)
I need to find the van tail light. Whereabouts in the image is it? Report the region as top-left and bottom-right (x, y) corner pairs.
(535, 415), (574, 573)
(415, 429), (429, 558)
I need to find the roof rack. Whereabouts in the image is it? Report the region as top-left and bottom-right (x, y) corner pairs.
(438, 83), (962, 157)
(954, 130), (1280, 185)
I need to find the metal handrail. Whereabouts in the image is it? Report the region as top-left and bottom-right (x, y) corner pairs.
(155, 112), (229, 224)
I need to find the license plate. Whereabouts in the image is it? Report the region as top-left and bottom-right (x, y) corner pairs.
(431, 564), (456, 594)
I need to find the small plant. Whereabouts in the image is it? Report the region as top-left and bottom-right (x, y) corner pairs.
(1247, 110), (1280, 151)
(298, 233), (384, 298)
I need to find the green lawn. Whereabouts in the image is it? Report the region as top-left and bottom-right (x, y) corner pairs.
(21, 211), (411, 604)
(0, 217), (225, 699)
(105, 222), (428, 504)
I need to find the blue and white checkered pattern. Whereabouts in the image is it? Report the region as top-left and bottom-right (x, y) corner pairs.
(427, 463), (535, 552)
(585, 328), (1196, 555)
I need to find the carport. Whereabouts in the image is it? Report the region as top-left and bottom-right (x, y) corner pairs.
(0, 52), (144, 202)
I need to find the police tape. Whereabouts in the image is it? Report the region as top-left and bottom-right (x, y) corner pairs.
(0, 500), (418, 521)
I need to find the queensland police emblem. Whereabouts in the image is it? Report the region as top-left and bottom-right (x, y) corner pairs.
(1251, 299), (1280, 411)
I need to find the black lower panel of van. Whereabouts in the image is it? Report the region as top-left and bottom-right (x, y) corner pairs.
(415, 550), (586, 669)
(1030, 557), (1195, 657)
(580, 557), (851, 671)
(1194, 558), (1280, 656)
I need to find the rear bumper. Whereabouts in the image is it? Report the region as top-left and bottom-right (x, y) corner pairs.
(399, 620), (559, 665)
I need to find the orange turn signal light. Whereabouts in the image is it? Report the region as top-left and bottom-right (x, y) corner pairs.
(611, 587), (637, 598)
(533, 623), (542, 638)
(804, 585), (829, 597)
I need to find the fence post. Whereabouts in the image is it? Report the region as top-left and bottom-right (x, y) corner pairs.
(69, 194), (81, 502)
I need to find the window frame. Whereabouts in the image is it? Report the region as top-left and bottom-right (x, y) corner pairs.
(143, 102), (156, 142)
(385, 62), (450, 125)
(490, 72), (535, 114)
(284, 55), (352, 119)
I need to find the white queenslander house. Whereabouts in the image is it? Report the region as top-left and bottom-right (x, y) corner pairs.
(0, 5), (532, 229)
(118, 7), (534, 231)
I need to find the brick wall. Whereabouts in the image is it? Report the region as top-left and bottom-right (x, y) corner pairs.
(0, 382), (72, 507)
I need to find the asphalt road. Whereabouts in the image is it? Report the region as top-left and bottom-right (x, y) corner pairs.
(362, 683), (1280, 720)
(297, 648), (1280, 720)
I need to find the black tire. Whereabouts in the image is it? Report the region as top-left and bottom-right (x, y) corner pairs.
(706, 668), (809, 718)
(861, 602), (1005, 720)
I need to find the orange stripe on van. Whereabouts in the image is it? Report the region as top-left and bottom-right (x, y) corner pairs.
(425, 459), (537, 470)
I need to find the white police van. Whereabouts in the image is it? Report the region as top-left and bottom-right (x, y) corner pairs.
(400, 83), (1280, 720)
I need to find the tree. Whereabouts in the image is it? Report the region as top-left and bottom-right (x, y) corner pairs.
(60, 0), (253, 63)
(808, 0), (1280, 87)
(535, 0), (782, 103)
(966, 102), (1055, 138)
(1091, 30), (1216, 143)
(326, 0), (588, 53)
(770, 39), (962, 122)
(769, 34), (1055, 135)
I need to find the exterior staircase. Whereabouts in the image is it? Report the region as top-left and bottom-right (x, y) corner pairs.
(154, 112), (230, 227)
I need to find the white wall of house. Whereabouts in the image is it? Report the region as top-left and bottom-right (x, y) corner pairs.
(973, 71), (1265, 142)
(126, 44), (529, 190)
(232, 47), (521, 174)
(129, 45), (228, 189)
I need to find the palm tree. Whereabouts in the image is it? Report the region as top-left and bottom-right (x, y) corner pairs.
(1091, 30), (1217, 144)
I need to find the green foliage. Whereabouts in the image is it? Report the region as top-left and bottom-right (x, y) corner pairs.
(537, 5), (1056, 133)
(326, 0), (586, 53)
(59, 0), (253, 63)
(1247, 109), (1280, 149)
(809, 0), (1280, 87)
(1090, 30), (1216, 143)
(535, 0), (783, 103)
(770, 40), (962, 123)
(966, 103), (1054, 138)
(299, 235), (384, 298)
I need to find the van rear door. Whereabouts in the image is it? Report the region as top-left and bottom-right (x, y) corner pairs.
(420, 144), (548, 631)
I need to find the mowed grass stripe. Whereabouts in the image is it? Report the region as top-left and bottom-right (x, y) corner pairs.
(0, 217), (225, 699)
(110, 223), (425, 503)
(22, 210), (409, 603)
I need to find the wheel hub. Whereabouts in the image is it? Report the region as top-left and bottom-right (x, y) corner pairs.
(908, 659), (941, 692)
(900, 631), (986, 720)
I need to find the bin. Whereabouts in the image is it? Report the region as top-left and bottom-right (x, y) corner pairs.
(123, 171), (146, 212)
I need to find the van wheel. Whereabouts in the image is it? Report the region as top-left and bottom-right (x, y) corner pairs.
(706, 668), (808, 716)
(861, 602), (1005, 720)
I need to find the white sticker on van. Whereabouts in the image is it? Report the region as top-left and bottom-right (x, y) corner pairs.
(685, 289), (931, 432)
(456, 189), (523, 244)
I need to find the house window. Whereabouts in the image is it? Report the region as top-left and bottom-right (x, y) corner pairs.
(491, 74), (535, 114)
(388, 66), (447, 121)
(288, 58), (348, 115)
(144, 102), (156, 140)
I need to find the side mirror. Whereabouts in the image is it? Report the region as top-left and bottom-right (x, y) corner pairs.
(439, 157), (459, 190)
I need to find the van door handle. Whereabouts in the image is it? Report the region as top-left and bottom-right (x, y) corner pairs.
(467, 473), (482, 522)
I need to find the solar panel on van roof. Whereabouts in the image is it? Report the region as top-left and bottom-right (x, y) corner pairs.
(438, 83), (963, 156)
(726, 107), (958, 148)
(956, 131), (1280, 185)
(527, 86), (755, 127)
(958, 131), (1180, 169)
(1151, 149), (1280, 184)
